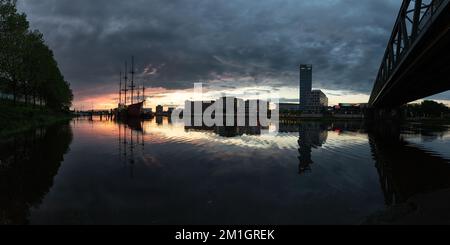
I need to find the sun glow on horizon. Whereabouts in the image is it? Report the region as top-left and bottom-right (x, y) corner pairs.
(72, 85), (449, 111)
(70, 87), (373, 111)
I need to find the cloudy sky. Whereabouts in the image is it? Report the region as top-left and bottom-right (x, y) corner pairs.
(17, 0), (450, 109)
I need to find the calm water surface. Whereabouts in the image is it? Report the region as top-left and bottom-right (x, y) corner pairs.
(1, 117), (450, 225)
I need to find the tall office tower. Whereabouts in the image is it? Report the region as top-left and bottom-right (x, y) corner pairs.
(300, 64), (313, 111)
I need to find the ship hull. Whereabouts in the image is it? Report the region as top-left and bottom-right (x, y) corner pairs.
(126, 101), (144, 118)
(114, 102), (144, 119)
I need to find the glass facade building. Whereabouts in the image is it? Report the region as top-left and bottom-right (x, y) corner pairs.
(300, 64), (313, 111)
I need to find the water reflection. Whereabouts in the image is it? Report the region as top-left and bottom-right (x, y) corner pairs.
(156, 116), (164, 125)
(297, 123), (328, 175)
(288, 121), (366, 175)
(185, 125), (263, 137)
(0, 124), (73, 225)
(1, 117), (450, 224)
(368, 122), (450, 206)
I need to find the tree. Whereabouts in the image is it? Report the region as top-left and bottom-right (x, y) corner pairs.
(22, 30), (45, 105)
(1, 0), (73, 111)
(420, 100), (449, 117)
(0, 0), (29, 104)
(403, 100), (450, 118)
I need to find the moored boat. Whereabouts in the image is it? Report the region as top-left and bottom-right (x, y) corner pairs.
(114, 56), (147, 120)
(126, 101), (144, 118)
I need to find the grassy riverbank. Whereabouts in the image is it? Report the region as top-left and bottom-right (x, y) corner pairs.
(0, 100), (73, 137)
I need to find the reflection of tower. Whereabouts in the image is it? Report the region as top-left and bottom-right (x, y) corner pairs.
(298, 128), (313, 174)
(297, 122), (328, 175)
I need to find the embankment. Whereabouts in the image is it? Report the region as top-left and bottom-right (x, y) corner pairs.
(0, 100), (72, 137)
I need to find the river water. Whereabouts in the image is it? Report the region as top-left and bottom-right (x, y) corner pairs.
(1, 117), (450, 225)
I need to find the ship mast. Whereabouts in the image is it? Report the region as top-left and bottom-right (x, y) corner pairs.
(124, 61), (128, 105)
(119, 71), (122, 106)
(130, 56), (135, 105)
(142, 83), (145, 103)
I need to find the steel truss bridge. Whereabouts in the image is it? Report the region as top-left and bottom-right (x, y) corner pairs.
(369, 0), (450, 108)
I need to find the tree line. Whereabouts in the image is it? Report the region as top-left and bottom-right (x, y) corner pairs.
(403, 100), (450, 118)
(0, 0), (72, 111)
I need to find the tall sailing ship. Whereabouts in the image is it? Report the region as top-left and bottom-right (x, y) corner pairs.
(115, 56), (146, 119)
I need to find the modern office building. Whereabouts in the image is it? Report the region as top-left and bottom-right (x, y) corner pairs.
(279, 103), (300, 113)
(299, 64), (328, 113)
(309, 90), (328, 110)
(299, 64), (313, 111)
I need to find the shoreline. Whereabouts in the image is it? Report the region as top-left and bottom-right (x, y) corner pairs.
(0, 101), (73, 138)
(279, 116), (450, 123)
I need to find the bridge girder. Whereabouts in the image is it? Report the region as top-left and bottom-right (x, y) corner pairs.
(369, 0), (450, 108)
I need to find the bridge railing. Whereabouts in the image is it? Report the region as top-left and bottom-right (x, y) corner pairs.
(369, 0), (449, 106)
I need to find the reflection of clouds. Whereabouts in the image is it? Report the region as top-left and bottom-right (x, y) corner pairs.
(403, 128), (450, 161)
(140, 119), (372, 164)
(143, 120), (295, 150)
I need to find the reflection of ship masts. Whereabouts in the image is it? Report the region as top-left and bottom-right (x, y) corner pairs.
(123, 123), (127, 152)
(118, 122), (122, 162)
(141, 121), (145, 147)
(129, 124), (136, 178)
(130, 126), (134, 153)
(117, 121), (147, 180)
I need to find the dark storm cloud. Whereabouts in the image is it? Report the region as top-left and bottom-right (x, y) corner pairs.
(17, 0), (406, 98)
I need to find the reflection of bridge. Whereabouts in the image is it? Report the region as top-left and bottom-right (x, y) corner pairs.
(369, 128), (450, 206)
(369, 0), (450, 108)
(367, 123), (450, 224)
